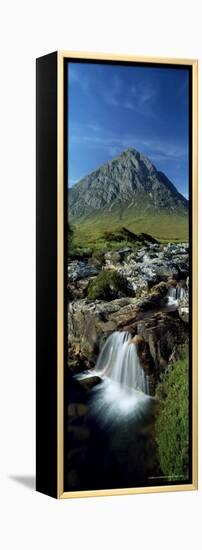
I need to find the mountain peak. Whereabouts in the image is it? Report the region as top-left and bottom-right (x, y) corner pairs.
(115, 147), (140, 160)
(124, 147), (138, 155)
(112, 147), (156, 174)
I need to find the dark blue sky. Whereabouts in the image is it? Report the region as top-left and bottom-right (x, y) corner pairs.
(68, 62), (189, 198)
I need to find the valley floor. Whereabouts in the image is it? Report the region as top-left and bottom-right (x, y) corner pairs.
(71, 211), (189, 250)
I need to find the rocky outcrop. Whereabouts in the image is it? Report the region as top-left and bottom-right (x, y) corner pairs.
(103, 242), (189, 295)
(178, 295), (189, 323)
(68, 241), (189, 393)
(68, 297), (138, 361)
(68, 278), (90, 300)
(68, 242), (189, 301)
(136, 311), (188, 387)
(68, 281), (171, 357)
(68, 293), (188, 384)
(68, 260), (101, 300)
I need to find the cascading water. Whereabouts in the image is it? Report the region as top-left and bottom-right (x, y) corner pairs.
(177, 286), (186, 300)
(167, 285), (186, 306)
(71, 331), (157, 488)
(85, 331), (152, 427)
(95, 331), (149, 395)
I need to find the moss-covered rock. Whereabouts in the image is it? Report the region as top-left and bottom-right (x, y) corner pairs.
(87, 270), (129, 301)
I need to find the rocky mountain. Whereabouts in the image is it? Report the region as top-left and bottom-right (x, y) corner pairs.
(69, 148), (188, 221)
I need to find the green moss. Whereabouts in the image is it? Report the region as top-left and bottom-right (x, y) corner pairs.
(155, 350), (189, 481)
(87, 270), (129, 301)
(91, 250), (106, 266)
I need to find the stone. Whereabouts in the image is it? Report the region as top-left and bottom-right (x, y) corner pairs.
(178, 300), (189, 323)
(68, 260), (100, 282)
(101, 242), (189, 297)
(137, 311), (189, 379)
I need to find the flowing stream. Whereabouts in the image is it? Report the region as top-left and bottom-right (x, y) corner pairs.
(167, 285), (186, 306)
(95, 331), (149, 394)
(69, 331), (158, 490)
(76, 331), (152, 427)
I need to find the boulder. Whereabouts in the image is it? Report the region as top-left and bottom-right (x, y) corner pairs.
(178, 298), (189, 323)
(68, 278), (90, 300)
(68, 297), (138, 361)
(137, 311), (189, 380)
(68, 260), (101, 282)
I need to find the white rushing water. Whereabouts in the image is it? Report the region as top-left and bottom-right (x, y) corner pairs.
(76, 331), (152, 426)
(95, 331), (149, 395)
(90, 331), (151, 426)
(167, 285), (186, 306)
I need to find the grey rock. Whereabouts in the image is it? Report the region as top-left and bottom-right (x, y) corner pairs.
(68, 260), (101, 282)
(102, 242), (189, 296)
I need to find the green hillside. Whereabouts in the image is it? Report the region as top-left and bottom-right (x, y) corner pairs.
(71, 209), (188, 252)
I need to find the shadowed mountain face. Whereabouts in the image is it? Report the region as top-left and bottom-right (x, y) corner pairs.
(69, 148), (188, 222)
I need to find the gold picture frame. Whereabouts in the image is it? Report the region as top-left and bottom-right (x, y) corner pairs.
(36, 51), (198, 499)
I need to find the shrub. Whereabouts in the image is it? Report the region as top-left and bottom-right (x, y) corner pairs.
(69, 247), (92, 260)
(90, 250), (105, 266)
(87, 270), (128, 301)
(155, 351), (189, 481)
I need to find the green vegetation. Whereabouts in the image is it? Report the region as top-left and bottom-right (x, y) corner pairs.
(70, 209), (188, 252)
(69, 246), (93, 260)
(155, 350), (189, 481)
(68, 223), (142, 259)
(68, 223), (74, 253)
(68, 214), (188, 260)
(90, 250), (106, 266)
(68, 223), (93, 259)
(87, 270), (129, 301)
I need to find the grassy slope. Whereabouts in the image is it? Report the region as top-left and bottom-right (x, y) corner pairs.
(71, 208), (188, 250)
(155, 351), (189, 480)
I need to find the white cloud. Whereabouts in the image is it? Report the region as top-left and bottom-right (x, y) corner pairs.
(103, 75), (158, 119)
(68, 65), (89, 94)
(71, 131), (187, 163)
(140, 85), (156, 105)
(69, 65), (158, 121)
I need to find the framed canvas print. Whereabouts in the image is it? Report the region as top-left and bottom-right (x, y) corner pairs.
(36, 51), (198, 499)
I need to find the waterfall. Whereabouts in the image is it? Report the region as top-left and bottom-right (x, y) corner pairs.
(95, 331), (149, 395)
(177, 286), (185, 300)
(167, 285), (186, 305)
(168, 286), (177, 299)
(75, 331), (152, 425)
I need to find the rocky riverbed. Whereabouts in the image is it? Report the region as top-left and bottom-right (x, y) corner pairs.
(68, 242), (189, 394)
